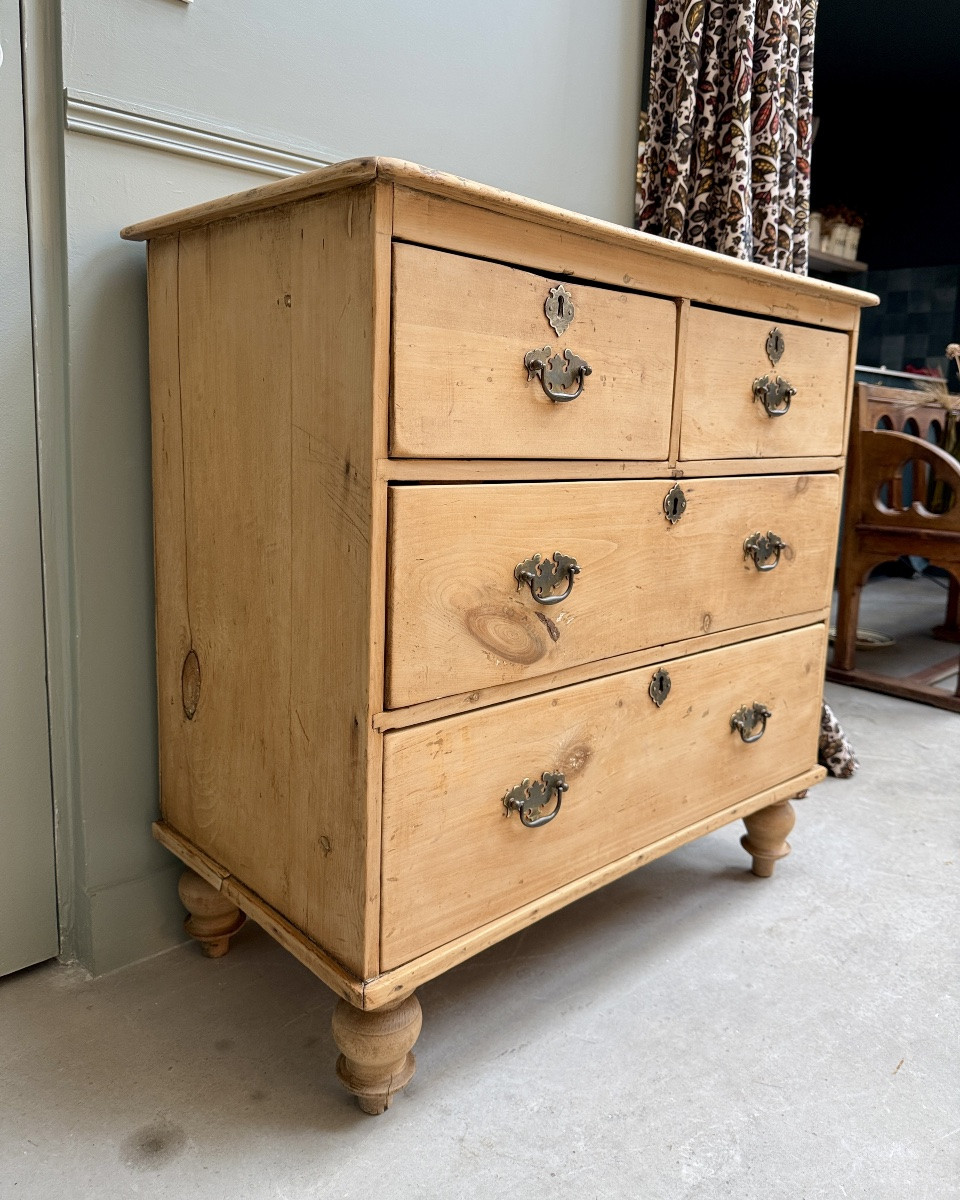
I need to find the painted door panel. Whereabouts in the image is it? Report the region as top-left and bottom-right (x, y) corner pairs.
(0, 0), (59, 974)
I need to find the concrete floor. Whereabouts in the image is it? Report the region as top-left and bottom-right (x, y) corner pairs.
(2, 579), (958, 1199)
(829, 571), (959, 692)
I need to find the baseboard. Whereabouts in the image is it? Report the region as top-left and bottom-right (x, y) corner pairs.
(85, 862), (186, 976)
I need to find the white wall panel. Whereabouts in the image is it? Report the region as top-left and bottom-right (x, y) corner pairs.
(62, 0), (642, 223)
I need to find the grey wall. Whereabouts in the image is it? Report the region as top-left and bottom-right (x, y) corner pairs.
(63, 0), (642, 225)
(48, 0), (644, 973)
(58, 143), (266, 972)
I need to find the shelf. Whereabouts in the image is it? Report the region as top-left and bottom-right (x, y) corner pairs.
(809, 247), (868, 274)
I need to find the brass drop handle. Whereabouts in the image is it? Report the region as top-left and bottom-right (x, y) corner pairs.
(504, 772), (567, 828)
(524, 346), (592, 402)
(744, 531), (787, 571)
(731, 703), (772, 744)
(753, 374), (796, 417)
(515, 552), (580, 605)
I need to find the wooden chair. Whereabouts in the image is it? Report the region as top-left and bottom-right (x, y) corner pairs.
(827, 383), (960, 710)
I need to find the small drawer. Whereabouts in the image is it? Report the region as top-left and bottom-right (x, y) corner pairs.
(390, 243), (676, 460)
(386, 473), (840, 708)
(680, 308), (850, 460)
(381, 623), (825, 968)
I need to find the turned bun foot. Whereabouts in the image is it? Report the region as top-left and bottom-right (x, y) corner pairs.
(741, 799), (796, 878)
(332, 993), (422, 1114)
(177, 868), (245, 957)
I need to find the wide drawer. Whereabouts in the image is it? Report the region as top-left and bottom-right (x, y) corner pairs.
(390, 242), (677, 459)
(381, 623), (826, 969)
(387, 473), (840, 708)
(680, 308), (850, 460)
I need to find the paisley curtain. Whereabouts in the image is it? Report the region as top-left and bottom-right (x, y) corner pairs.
(637, 0), (817, 275)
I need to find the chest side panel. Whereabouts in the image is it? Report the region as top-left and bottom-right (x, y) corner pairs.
(149, 185), (387, 977)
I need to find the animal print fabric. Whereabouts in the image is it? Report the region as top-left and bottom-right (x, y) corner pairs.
(638, 0), (817, 274)
(818, 702), (858, 779)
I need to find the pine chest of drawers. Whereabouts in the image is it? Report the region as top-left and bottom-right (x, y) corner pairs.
(122, 158), (876, 1114)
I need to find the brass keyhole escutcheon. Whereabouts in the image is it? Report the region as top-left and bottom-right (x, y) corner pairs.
(544, 283), (575, 337)
(663, 482), (687, 524)
(649, 668), (672, 707)
(765, 326), (785, 366)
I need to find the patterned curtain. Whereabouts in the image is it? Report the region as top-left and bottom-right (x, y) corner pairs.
(638, 0), (817, 275)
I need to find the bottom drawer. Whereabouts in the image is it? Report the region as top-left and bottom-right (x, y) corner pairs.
(380, 624), (826, 969)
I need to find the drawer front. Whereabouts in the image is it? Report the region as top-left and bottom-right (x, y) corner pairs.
(390, 243), (676, 460)
(387, 473), (840, 708)
(680, 308), (850, 460)
(381, 624), (826, 968)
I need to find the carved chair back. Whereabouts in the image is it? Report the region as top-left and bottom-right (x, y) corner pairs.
(851, 383), (960, 528)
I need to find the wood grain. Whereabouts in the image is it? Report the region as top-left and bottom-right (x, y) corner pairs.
(123, 159), (880, 331)
(373, 607), (828, 732)
(146, 237), (194, 873)
(152, 185), (386, 978)
(137, 160), (868, 1062)
(740, 799), (796, 877)
(288, 184), (389, 976)
(680, 308), (851, 460)
(152, 818), (229, 888)
(824, 665), (960, 711)
(851, 432), (960, 530)
(177, 868), (246, 958)
(169, 201), (294, 918)
(121, 157), (381, 241)
(392, 186), (871, 332)
(391, 242), (676, 460)
(377, 455), (846, 482)
(387, 473), (841, 707)
(668, 299), (690, 465)
(365, 765), (824, 1008)
(380, 624), (826, 969)
(831, 383), (960, 708)
(154, 755), (822, 1012)
(153, 820), (365, 1004)
(839, 315), (861, 459)
(332, 994), (422, 1113)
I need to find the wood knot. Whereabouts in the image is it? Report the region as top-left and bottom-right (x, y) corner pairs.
(465, 605), (545, 665)
(559, 741), (593, 780)
(181, 649), (201, 720)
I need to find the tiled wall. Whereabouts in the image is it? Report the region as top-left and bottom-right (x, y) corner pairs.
(853, 265), (960, 374)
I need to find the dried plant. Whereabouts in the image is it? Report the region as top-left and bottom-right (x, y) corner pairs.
(914, 346), (960, 411)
